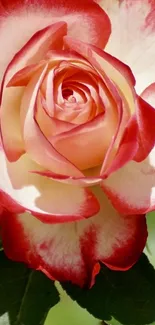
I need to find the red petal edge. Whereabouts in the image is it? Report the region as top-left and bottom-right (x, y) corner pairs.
(0, 210), (147, 287)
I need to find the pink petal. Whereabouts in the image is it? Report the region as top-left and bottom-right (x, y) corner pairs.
(35, 93), (75, 139)
(134, 96), (155, 162)
(44, 60), (98, 122)
(1, 186), (147, 286)
(52, 112), (117, 170)
(44, 68), (56, 117)
(102, 145), (155, 214)
(64, 36), (136, 113)
(0, 0), (111, 81)
(0, 86), (25, 161)
(98, 74), (137, 177)
(141, 83), (155, 107)
(1, 21), (67, 87)
(0, 149), (99, 221)
(0, 22), (67, 161)
(7, 61), (46, 87)
(30, 170), (102, 187)
(64, 37), (143, 175)
(99, 0), (155, 94)
(21, 64), (82, 177)
(46, 49), (91, 68)
(103, 114), (139, 178)
(99, 78), (125, 175)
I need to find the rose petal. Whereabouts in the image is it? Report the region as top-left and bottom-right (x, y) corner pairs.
(99, 75), (137, 177)
(0, 0), (111, 81)
(7, 61), (46, 87)
(52, 112), (117, 170)
(0, 86), (25, 161)
(52, 70), (118, 171)
(64, 36), (136, 115)
(35, 93), (75, 139)
(103, 114), (139, 178)
(102, 145), (155, 214)
(0, 191), (25, 215)
(141, 83), (155, 107)
(46, 49), (92, 69)
(21, 64), (82, 177)
(0, 149), (99, 221)
(1, 21), (67, 87)
(1, 186), (147, 286)
(99, 78), (123, 175)
(65, 37), (154, 174)
(31, 170), (102, 187)
(0, 22), (68, 160)
(134, 96), (155, 162)
(100, 0), (155, 94)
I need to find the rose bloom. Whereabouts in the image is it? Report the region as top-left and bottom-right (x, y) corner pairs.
(0, 0), (155, 287)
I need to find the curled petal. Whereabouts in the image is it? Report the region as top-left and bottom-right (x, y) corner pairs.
(102, 145), (155, 214)
(31, 170), (102, 187)
(7, 61), (46, 87)
(64, 37), (140, 173)
(0, 186), (147, 286)
(64, 36), (136, 114)
(134, 96), (155, 162)
(0, 86), (25, 161)
(52, 112), (117, 170)
(0, 150), (99, 221)
(1, 21), (67, 87)
(141, 83), (155, 108)
(103, 114), (139, 178)
(21, 64), (82, 177)
(0, 22), (67, 159)
(35, 93), (75, 139)
(0, 0), (111, 81)
(99, 76), (135, 176)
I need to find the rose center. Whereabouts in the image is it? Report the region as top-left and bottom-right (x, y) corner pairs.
(62, 88), (76, 103)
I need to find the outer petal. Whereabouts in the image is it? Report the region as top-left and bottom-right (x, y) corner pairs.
(1, 186), (147, 287)
(99, 0), (155, 94)
(134, 96), (155, 162)
(141, 83), (155, 107)
(0, 149), (99, 222)
(0, 0), (111, 81)
(0, 22), (67, 161)
(102, 145), (155, 214)
(1, 21), (67, 87)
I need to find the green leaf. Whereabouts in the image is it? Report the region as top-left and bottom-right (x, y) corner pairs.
(62, 253), (155, 325)
(0, 251), (60, 325)
(45, 282), (100, 325)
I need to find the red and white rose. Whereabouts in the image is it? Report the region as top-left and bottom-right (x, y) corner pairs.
(0, 0), (155, 286)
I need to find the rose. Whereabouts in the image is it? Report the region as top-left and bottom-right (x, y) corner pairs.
(0, 0), (154, 287)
